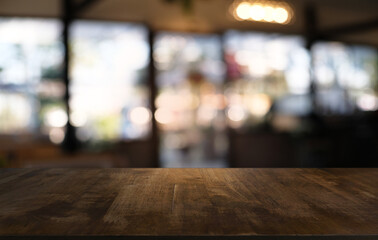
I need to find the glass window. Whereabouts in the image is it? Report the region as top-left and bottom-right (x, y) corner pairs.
(70, 21), (150, 142)
(0, 18), (65, 142)
(223, 31), (311, 130)
(154, 32), (227, 167)
(313, 42), (378, 114)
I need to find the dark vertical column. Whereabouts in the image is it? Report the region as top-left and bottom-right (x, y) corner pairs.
(376, 48), (378, 94)
(62, 0), (78, 152)
(219, 31), (234, 168)
(148, 27), (159, 167)
(304, 2), (318, 114)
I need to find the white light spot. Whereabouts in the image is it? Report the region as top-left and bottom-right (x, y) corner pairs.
(227, 105), (246, 122)
(45, 109), (68, 128)
(70, 111), (87, 127)
(263, 6), (275, 22)
(357, 94), (378, 111)
(250, 4), (265, 21)
(129, 107), (151, 125)
(236, 2), (251, 20)
(274, 7), (289, 24)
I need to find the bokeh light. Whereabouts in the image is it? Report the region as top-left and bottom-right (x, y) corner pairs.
(236, 2), (251, 20)
(49, 128), (65, 144)
(250, 4), (265, 21)
(227, 105), (246, 122)
(273, 7), (289, 24)
(232, 1), (292, 24)
(45, 108), (68, 128)
(129, 107), (151, 125)
(70, 111), (87, 127)
(155, 108), (174, 125)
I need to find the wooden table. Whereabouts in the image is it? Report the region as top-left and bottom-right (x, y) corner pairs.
(0, 168), (377, 239)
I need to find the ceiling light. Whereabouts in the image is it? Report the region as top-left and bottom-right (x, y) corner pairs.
(231, 0), (293, 24)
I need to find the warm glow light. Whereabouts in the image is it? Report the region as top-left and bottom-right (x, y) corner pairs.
(129, 107), (151, 125)
(247, 94), (272, 117)
(236, 2), (251, 20)
(250, 4), (265, 21)
(155, 93), (194, 110)
(232, 1), (292, 24)
(263, 6), (275, 22)
(155, 108), (174, 125)
(273, 7), (289, 23)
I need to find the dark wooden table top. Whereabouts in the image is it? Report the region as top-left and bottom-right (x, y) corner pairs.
(0, 168), (377, 239)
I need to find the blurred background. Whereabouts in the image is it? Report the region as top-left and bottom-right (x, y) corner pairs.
(0, 0), (377, 168)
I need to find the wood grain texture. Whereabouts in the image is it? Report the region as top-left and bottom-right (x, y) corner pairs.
(0, 168), (377, 239)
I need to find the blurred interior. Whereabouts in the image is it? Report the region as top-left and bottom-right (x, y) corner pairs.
(0, 0), (377, 168)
